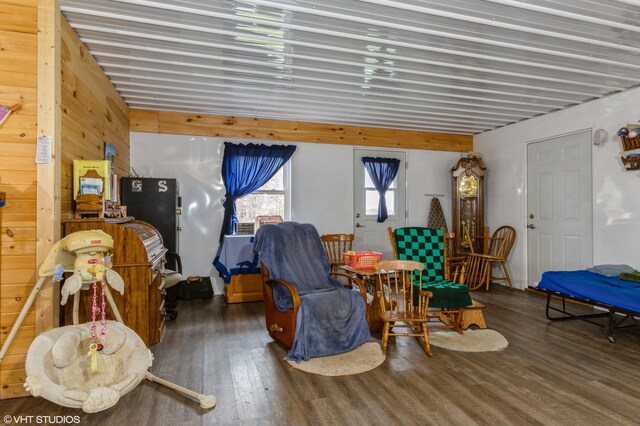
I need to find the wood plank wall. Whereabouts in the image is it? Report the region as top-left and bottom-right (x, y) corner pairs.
(60, 18), (130, 218)
(0, 0), (39, 400)
(0, 11), (130, 399)
(130, 110), (473, 152)
(35, 0), (61, 354)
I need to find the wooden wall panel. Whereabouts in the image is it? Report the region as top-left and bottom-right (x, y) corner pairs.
(1, 7), (130, 400)
(0, 1), (38, 35)
(60, 17), (130, 219)
(130, 109), (473, 152)
(35, 0), (61, 357)
(0, 0), (38, 400)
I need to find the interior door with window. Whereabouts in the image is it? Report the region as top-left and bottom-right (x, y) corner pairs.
(354, 149), (406, 258)
(527, 130), (592, 286)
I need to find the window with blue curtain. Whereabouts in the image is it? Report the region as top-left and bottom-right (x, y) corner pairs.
(219, 142), (296, 242)
(362, 156), (401, 223)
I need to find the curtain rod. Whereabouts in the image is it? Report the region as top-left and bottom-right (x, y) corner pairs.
(424, 193), (445, 197)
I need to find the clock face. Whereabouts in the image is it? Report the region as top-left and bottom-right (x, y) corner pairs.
(458, 174), (478, 197)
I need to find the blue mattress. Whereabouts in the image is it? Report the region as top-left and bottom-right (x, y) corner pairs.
(538, 270), (640, 313)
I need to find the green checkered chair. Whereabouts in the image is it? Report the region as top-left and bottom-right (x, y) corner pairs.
(389, 227), (472, 333)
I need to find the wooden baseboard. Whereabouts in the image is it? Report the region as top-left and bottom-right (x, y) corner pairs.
(225, 274), (263, 304)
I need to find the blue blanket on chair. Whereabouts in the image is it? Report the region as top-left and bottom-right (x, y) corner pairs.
(253, 222), (370, 362)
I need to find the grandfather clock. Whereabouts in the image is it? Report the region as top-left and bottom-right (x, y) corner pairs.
(451, 153), (486, 256)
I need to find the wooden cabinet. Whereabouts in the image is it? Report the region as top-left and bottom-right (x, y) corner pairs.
(451, 155), (486, 257)
(62, 218), (167, 346)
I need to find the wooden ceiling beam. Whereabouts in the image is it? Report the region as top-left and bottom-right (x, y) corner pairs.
(130, 109), (472, 152)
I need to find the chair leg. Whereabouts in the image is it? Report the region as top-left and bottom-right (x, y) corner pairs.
(501, 262), (513, 290)
(485, 261), (493, 291)
(451, 308), (464, 334)
(420, 323), (432, 356)
(381, 322), (390, 354)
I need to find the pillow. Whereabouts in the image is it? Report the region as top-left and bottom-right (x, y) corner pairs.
(619, 271), (640, 282)
(587, 264), (635, 277)
(52, 328), (83, 368)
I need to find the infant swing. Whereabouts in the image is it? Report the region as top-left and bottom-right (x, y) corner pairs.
(0, 230), (216, 413)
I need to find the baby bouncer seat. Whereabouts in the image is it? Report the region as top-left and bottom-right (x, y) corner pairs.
(0, 230), (215, 413)
(25, 321), (149, 412)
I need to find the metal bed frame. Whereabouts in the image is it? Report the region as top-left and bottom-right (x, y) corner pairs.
(539, 288), (638, 343)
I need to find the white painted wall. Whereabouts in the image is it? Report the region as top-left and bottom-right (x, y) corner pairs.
(475, 85), (640, 290)
(131, 132), (461, 294)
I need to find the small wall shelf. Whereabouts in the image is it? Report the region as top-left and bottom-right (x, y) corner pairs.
(621, 155), (640, 170)
(621, 135), (640, 152)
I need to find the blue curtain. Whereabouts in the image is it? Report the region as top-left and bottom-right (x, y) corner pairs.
(362, 156), (401, 223)
(219, 142), (296, 242)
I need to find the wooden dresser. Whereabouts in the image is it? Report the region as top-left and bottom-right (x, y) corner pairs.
(62, 218), (168, 346)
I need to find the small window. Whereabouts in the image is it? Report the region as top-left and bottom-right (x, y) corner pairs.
(364, 169), (396, 216)
(236, 166), (289, 224)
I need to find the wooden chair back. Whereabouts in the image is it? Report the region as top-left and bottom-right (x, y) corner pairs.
(388, 227), (450, 281)
(460, 253), (491, 291)
(320, 233), (354, 273)
(374, 259), (428, 320)
(487, 226), (516, 260)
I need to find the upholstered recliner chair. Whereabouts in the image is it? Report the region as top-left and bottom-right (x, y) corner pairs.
(254, 222), (370, 362)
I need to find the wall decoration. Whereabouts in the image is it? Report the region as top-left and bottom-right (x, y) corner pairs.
(104, 141), (116, 164)
(0, 102), (22, 127)
(617, 121), (640, 170)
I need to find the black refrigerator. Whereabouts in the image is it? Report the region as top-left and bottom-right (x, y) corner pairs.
(120, 177), (181, 269)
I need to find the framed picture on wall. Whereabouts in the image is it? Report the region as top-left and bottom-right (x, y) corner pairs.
(104, 141), (116, 164)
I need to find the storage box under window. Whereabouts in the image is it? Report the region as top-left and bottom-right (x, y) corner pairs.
(236, 222), (255, 235)
(254, 215), (283, 230)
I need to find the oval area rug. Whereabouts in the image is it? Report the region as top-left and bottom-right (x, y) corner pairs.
(429, 329), (508, 352)
(286, 342), (385, 376)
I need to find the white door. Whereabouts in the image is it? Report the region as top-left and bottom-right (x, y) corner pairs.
(527, 130), (592, 286)
(354, 149), (406, 258)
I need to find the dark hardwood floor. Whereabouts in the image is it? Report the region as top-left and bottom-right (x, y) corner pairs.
(2, 287), (640, 425)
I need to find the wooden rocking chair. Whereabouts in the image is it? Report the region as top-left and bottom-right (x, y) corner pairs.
(375, 259), (432, 355)
(388, 227), (472, 333)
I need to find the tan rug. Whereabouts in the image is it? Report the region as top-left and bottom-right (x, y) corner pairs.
(286, 342), (385, 376)
(429, 329), (508, 352)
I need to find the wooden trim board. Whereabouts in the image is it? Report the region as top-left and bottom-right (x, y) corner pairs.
(35, 0), (61, 337)
(130, 109), (473, 152)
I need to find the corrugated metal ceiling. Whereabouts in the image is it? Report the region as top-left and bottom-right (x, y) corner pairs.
(61, 0), (640, 135)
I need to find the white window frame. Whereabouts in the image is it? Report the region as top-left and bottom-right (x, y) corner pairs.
(363, 167), (397, 218)
(238, 161), (291, 221)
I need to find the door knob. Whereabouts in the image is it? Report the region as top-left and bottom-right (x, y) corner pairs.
(355, 223), (366, 228)
(527, 224), (536, 229)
